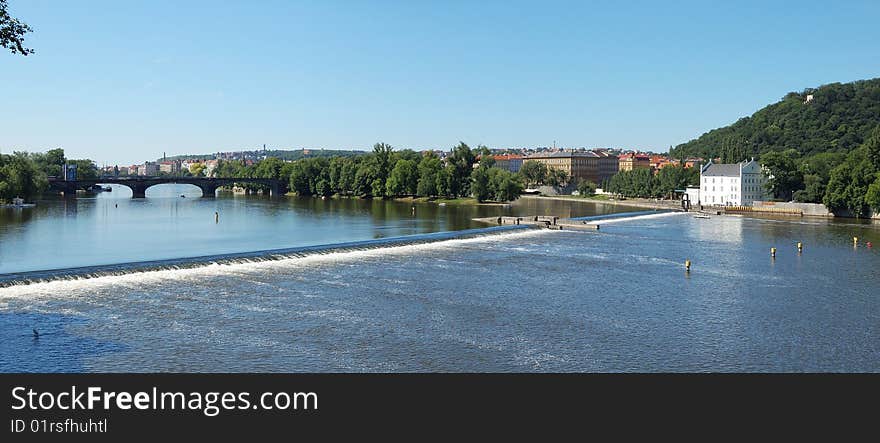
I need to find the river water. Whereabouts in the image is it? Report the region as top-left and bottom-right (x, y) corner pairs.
(1, 185), (879, 372)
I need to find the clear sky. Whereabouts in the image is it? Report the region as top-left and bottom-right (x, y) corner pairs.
(2, 0), (879, 165)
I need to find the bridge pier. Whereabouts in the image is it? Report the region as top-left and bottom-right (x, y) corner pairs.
(198, 184), (218, 198)
(270, 182), (288, 197)
(57, 182), (78, 197)
(130, 183), (148, 199)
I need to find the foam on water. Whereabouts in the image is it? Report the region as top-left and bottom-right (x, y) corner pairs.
(0, 228), (552, 299)
(595, 211), (686, 225)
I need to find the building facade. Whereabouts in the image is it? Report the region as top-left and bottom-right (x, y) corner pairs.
(525, 151), (619, 185)
(699, 159), (769, 206)
(138, 162), (160, 176)
(618, 153), (651, 171)
(493, 154), (523, 173)
(159, 160), (182, 174)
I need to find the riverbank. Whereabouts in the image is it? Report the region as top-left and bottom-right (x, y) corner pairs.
(521, 194), (684, 211)
(280, 193), (506, 206)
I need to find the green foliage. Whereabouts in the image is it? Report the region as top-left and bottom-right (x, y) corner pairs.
(470, 166), (491, 202)
(386, 159), (418, 197)
(546, 168), (570, 187)
(257, 141), (518, 202)
(488, 168), (524, 202)
(520, 160), (547, 186)
(576, 179), (597, 196)
(253, 157), (285, 180)
(28, 148), (65, 178)
(823, 145), (877, 217)
(655, 165), (698, 197)
(189, 163), (207, 177)
(416, 153), (441, 197)
(0, 152), (47, 202)
(447, 142), (476, 197)
(792, 152), (846, 203)
(760, 149), (803, 201)
(471, 164), (524, 202)
(606, 168), (660, 198)
(1, 0), (34, 56)
(866, 178), (880, 212)
(671, 78), (880, 161)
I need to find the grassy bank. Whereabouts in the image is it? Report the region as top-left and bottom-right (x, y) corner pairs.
(398, 196), (508, 206)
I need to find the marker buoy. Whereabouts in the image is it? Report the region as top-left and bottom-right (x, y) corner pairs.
(771, 247), (776, 258)
(797, 242), (803, 253)
(685, 259), (691, 272)
(854, 237), (859, 246)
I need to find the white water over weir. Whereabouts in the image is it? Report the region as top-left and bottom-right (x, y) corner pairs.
(0, 210), (680, 290)
(0, 225), (538, 289)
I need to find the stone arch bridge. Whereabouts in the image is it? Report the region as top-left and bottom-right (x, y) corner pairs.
(48, 177), (288, 198)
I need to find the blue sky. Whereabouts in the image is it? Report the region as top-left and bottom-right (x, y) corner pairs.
(1, 0), (879, 165)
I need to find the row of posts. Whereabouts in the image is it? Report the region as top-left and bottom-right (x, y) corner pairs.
(686, 238), (873, 272)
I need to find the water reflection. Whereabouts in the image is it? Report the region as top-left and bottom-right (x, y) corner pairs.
(1, 188), (643, 274)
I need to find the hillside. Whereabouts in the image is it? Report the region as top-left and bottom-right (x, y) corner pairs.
(670, 78), (880, 160)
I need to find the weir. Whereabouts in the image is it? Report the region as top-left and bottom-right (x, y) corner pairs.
(473, 209), (681, 231)
(0, 225), (534, 288)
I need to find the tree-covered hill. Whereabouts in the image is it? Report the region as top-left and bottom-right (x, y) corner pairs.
(670, 78), (880, 160)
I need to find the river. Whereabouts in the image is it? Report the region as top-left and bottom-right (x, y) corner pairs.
(1, 184), (879, 372)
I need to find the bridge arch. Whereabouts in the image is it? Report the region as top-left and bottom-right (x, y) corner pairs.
(48, 177), (288, 199)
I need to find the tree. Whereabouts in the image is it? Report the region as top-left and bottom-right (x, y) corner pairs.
(0, 152), (47, 202)
(189, 163), (207, 177)
(436, 164), (456, 197)
(760, 149), (803, 201)
(656, 165), (698, 197)
(470, 166), (491, 202)
(520, 160), (547, 186)
(386, 159), (418, 197)
(477, 146), (495, 168)
(416, 153), (441, 197)
(67, 159), (99, 180)
(447, 142), (475, 197)
(606, 168), (658, 198)
(670, 79), (880, 161)
(577, 179), (597, 196)
(866, 177), (880, 213)
(254, 157), (284, 180)
(0, 0), (34, 56)
(488, 168), (523, 202)
(546, 168), (569, 187)
(353, 155), (379, 197)
(371, 143), (394, 196)
(29, 148), (65, 177)
(865, 126), (880, 170)
(823, 146), (877, 217)
(793, 152), (846, 203)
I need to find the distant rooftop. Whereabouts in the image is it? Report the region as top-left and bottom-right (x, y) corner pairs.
(526, 150), (611, 159)
(701, 159), (757, 176)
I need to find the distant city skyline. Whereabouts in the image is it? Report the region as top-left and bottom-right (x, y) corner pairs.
(2, 0), (879, 165)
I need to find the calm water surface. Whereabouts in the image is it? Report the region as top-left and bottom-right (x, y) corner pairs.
(0, 184), (627, 274)
(1, 185), (879, 372)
